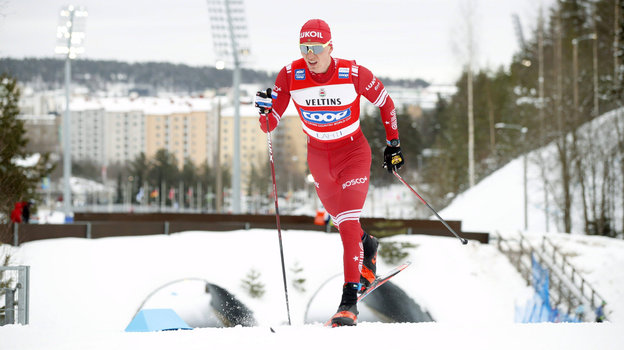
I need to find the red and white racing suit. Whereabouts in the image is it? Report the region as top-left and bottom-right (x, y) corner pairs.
(269, 57), (398, 283)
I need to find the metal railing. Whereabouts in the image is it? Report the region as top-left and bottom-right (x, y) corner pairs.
(540, 235), (607, 310)
(494, 231), (607, 321)
(1, 265), (30, 325)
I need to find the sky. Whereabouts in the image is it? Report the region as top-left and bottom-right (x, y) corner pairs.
(0, 0), (554, 84)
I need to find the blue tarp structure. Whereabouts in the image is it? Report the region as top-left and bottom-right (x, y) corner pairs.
(516, 254), (579, 323)
(125, 308), (193, 332)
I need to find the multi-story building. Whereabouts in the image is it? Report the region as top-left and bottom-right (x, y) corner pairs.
(63, 95), (311, 196)
(144, 97), (212, 168)
(219, 102), (307, 190)
(67, 97), (215, 169)
(17, 114), (61, 156)
(103, 99), (145, 166)
(69, 99), (106, 164)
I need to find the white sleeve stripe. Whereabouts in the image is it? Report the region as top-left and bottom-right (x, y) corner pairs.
(271, 110), (281, 121)
(373, 89), (389, 107)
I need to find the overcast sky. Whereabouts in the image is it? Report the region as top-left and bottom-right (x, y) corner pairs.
(0, 0), (553, 84)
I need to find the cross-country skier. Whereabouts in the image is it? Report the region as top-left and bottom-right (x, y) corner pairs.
(254, 19), (404, 327)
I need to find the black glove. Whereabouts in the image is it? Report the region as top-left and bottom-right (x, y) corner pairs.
(254, 88), (273, 115)
(383, 143), (404, 173)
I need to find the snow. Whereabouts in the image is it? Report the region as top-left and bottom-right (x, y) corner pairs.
(2, 111), (624, 349)
(1, 228), (623, 349)
(12, 153), (40, 167)
(441, 107), (624, 235)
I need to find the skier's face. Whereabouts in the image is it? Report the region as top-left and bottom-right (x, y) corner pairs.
(301, 41), (333, 74)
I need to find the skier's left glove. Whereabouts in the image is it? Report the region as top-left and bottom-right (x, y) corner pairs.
(383, 139), (404, 173)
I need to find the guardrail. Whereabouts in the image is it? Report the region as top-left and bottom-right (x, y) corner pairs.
(0, 265), (30, 326)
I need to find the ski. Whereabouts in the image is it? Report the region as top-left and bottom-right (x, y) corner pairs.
(358, 260), (411, 302)
(324, 261), (412, 327)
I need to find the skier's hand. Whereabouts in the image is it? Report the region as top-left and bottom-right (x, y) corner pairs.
(254, 88), (273, 115)
(255, 88), (278, 133)
(383, 143), (404, 173)
(259, 113), (279, 133)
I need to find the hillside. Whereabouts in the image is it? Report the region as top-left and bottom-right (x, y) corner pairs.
(0, 57), (430, 94)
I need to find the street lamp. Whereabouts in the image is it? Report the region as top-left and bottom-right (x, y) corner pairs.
(207, 0), (252, 214)
(495, 123), (528, 231)
(55, 5), (87, 222)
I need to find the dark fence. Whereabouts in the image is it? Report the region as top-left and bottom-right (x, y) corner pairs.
(5, 213), (488, 245)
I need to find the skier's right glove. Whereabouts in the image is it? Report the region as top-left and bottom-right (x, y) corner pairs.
(383, 140), (404, 173)
(255, 88), (278, 133)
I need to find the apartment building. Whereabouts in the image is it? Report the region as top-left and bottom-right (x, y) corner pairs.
(105, 103), (145, 165)
(144, 98), (213, 168)
(65, 95), (311, 197)
(17, 114), (61, 155)
(69, 99), (106, 164)
(219, 102), (307, 188)
(67, 97), (215, 168)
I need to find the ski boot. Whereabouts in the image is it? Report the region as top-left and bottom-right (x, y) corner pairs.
(360, 233), (378, 293)
(329, 282), (360, 327)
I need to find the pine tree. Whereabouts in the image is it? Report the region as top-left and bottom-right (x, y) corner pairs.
(241, 269), (265, 298)
(0, 73), (53, 243)
(290, 261), (306, 293)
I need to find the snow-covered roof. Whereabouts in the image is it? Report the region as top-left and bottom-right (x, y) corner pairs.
(69, 96), (214, 115)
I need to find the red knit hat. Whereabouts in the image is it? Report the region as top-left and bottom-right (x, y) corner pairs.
(300, 19), (331, 44)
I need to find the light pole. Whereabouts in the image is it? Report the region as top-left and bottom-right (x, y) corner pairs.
(54, 5), (87, 222)
(495, 123), (528, 230)
(207, 0), (251, 214)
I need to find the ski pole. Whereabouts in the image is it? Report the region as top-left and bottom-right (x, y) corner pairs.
(265, 104), (292, 325)
(392, 170), (468, 245)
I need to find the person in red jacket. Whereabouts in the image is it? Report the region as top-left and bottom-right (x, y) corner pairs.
(10, 202), (24, 224)
(255, 19), (404, 327)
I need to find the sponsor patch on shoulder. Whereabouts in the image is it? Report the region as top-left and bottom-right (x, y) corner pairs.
(338, 67), (350, 79)
(295, 69), (306, 80)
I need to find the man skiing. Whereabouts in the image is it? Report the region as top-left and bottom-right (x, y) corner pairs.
(254, 19), (404, 326)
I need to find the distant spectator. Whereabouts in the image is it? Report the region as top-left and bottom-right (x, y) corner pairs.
(10, 202), (24, 223)
(21, 201), (32, 223)
(595, 301), (606, 322)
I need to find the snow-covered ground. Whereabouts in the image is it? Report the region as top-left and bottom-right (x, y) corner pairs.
(2, 111), (624, 348)
(1, 227), (623, 349)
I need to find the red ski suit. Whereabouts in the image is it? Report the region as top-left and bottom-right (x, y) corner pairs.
(269, 57), (398, 283)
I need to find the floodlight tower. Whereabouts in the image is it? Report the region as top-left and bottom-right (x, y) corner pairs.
(207, 0), (251, 214)
(55, 5), (87, 222)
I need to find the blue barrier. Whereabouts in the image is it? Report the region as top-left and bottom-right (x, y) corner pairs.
(516, 254), (579, 323)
